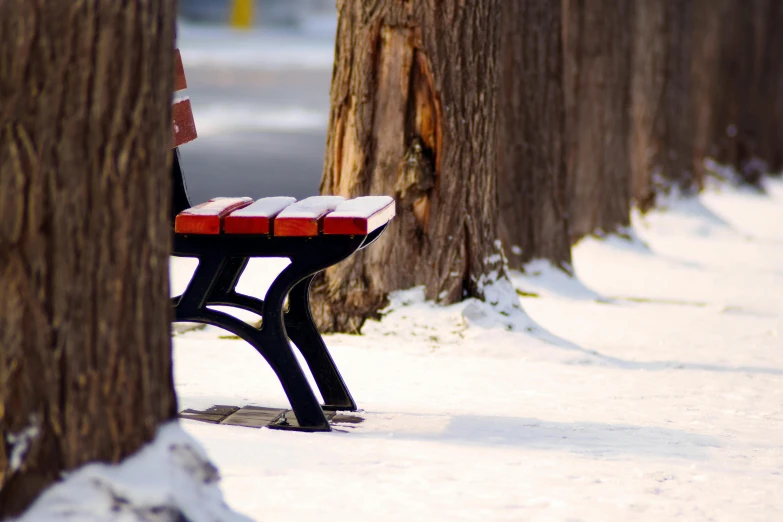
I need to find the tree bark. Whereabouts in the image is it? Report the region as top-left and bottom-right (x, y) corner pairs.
(498, 0), (571, 271)
(691, 0), (730, 185)
(755, 0), (783, 174)
(0, 2), (177, 517)
(710, 0), (778, 185)
(630, 0), (696, 211)
(563, 0), (633, 241)
(310, 0), (504, 333)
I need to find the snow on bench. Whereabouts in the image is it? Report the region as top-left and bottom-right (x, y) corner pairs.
(323, 196), (396, 235)
(273, 196), (346, 237)
(175, 197), (253, 235)
(176, 196), (396, 237)
(223, 197), (297, 234)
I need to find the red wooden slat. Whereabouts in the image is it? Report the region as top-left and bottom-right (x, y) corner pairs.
(174, 49), (187, 91)
(224, 197), (297, 234)
(323, 196), (396, 235)
(175, 197), (253, 235)
(273, 196), (346, 237)
(172, 99), (197, 148)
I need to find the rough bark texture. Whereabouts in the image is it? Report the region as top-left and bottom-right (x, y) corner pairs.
(498, 0), (571, 271)
(311, 0), (503, 333)
(630, 0), (695, 211)
(0, 2), (177, 517)
(563, 0), (633, 241)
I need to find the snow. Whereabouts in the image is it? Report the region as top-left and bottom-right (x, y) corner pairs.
(21, 13), (782, 522)
(179, 197), (253, 216)
(327, 196), (395, 218)
(14, 423), (251, 522)
(58, 14), (783, 517)
(226, 197), (297, 218)
(164, 178), (783, 520)
(191, 104), (328, 136)
(15, 179), (783, 521)
(275, 196), (345, 218)
(6, 416), (40, 473)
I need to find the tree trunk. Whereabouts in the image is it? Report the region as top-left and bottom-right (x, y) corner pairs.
(756, 1), (783, 174)
(691, 0), (730, 185)
(498, 0), (571, 271)
(0, 2), (177, 517)
(311, 0), (504, 333)
(630, 0), (695, 211)
(710, 0), (775, 185)
(563, 0), (633, 241)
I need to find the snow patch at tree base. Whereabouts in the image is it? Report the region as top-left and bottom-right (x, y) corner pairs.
(13, 423), (251, 522)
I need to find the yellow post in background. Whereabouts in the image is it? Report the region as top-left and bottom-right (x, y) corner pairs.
(230, 0), (254, 29)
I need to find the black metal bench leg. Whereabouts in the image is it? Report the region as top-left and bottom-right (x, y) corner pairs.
(205, 256), (269, 318)
(192, 261), (356, 411)
(179, 308), (330, 431)
(172, 234), (378, 431)
(211, 256), (249, 297)
(253, 330), (330, 430)
(174, 254), (228, 312)
(259, 263), (339, 430)
(285, 275), (357, 411)
(175, 254), (265, 318)
(173, 255), (330, 431)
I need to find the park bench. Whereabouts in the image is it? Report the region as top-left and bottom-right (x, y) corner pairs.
(169, 50), (395, 432)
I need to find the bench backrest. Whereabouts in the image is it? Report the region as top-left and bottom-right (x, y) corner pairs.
(171, 49), (196, 221)
(173, 50), (197, 148)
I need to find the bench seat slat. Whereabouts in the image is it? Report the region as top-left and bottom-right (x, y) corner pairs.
(175, 197), (253, 235)
(273, 196), (346, 237)
(224, 197), (298, 234)
(323, 196), (396, 235)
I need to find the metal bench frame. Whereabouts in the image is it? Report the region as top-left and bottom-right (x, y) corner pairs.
(170, 151), (387, 432)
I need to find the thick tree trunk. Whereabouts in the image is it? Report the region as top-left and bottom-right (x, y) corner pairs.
(630, 0), (695, 211)
(563, 0), (633, 241)
(311, 0), (504, 333)
(0, 2), (177, 517)
(498, 1), (571, 271)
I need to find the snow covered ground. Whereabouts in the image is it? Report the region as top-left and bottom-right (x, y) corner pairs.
(16, 424), (251, 522)
(168, 179), (783, 521)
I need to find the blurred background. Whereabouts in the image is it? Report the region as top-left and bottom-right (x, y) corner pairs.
(176, 0), (337, 204)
